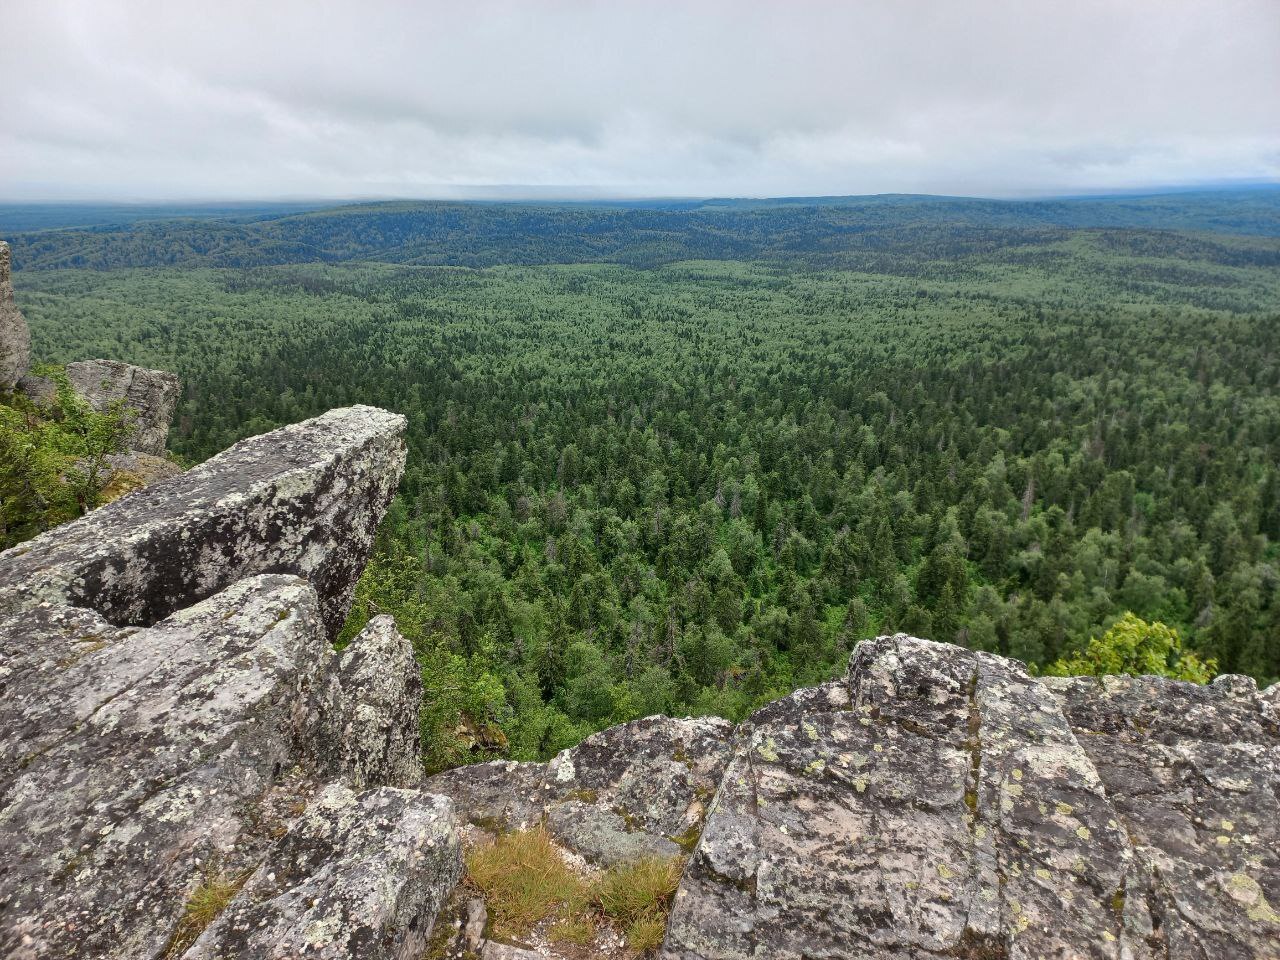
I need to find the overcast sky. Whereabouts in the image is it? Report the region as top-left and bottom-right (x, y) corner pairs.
(3, 0), (1278, 201)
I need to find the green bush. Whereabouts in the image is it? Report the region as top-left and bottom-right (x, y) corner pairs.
(1045, 612), (1215, 683)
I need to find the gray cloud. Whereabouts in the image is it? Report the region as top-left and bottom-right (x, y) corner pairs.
(2, 0), (1277, 200)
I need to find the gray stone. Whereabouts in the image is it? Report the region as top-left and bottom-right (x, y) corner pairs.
(325, 614), (425, 789)
(63, 358), (180, 455)
(428, 714), (734, 867)
(0, 404), (406, 639)
(0, 405), (435, 960)
(1046, 672), (1280, 958)
(464, 898), (488, 953)
(0, 575), (334, 959)
(481, 943), (544, 960)
(0, 240), (31, 390)
(183, 783), (462, 960)
(663, 635), (1165, 959)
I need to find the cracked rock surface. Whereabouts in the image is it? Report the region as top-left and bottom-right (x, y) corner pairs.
(0, 403), (406, 639)
(184, 783), (461, 960)
(660, 634), (1280, 960)
(0, 407), (468, 960)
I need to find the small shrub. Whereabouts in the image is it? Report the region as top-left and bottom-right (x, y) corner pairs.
(465, 827), (590, 939)
(1045, 612), (1215, 683)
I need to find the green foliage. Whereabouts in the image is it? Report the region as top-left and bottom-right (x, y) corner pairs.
(1046, 612), (1216, 683)
(17, 194), (1280, 763)
(0, 367), (132, 549)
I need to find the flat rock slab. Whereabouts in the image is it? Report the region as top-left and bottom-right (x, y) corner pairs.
(0, 404), (406, 638)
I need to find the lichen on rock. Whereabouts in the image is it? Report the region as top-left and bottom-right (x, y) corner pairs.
(0, 240), (31, 390)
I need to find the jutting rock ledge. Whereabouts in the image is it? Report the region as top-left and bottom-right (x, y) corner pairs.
(1, 406), (1277, 959)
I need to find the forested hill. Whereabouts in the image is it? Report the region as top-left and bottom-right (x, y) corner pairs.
(13, 188), (1280, 768)
(7, 189), (1280, 272)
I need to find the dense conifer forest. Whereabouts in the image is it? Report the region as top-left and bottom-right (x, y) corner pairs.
(10, 192), (1280, 770)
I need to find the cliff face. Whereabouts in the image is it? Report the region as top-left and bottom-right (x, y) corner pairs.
(0, 405), (460, 960)
(0, 242), (31, 390)
(1, 407), (1277, 960)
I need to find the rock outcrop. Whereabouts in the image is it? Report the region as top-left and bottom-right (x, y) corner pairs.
(2, 401), (1276, 959)
(0, 406), (466, 960)
(58, 357), (180, 455)
(655, 635), (1280, 960)
(0, 403), (405, 638)
(183, 784), (460, 960)
(0, 240), (31, 390)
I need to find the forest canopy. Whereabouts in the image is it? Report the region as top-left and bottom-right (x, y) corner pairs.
(12, 190), (1280, 771)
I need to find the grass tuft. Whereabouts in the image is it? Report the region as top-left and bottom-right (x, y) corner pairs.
(596, 855), (682, 928)
(549, 912), (598, 945)
(465, 826), (591, 939)
(465, 828), (683, 955)
(164, 868), (249, 957)
(626, 915), (669, 951)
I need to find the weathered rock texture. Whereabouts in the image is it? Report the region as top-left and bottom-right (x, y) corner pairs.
(0, 240), (31, 390)
(326, 614), (426, 790)
(62, 357), (180, 454)
(656, 635), (1280, 960)
(428, 714), (734, 867)
(0, 403), (406, 638)
(184, 783), (461, 960)
(0, 406), (468, 959)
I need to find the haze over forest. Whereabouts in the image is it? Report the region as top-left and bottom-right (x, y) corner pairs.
(3, 0), (1278, 202)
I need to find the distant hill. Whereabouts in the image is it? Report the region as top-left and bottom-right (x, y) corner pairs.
(6, 189), (1280, 273)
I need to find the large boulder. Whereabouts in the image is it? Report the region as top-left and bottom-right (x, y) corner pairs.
(0, 240), (31, 390)
(0, 406), (455, 960)
(0, 404), (406, 638)
(661, 635), (1280, 960)
(0, 575), (335, 959)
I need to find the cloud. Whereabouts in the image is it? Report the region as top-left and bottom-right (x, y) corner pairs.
(1, 0), (1277, 200)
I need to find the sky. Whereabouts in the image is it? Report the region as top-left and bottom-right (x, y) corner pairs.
(2, 0), (1278, 202)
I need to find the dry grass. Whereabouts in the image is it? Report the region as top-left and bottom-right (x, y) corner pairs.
(466, 827), (683, 956)
(164, 868), (249, 957)
(625, 915), (669, 952)
(465, 826), (591, 939)
(596, 855), (682, 928)
(548, 912), (598, 945)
